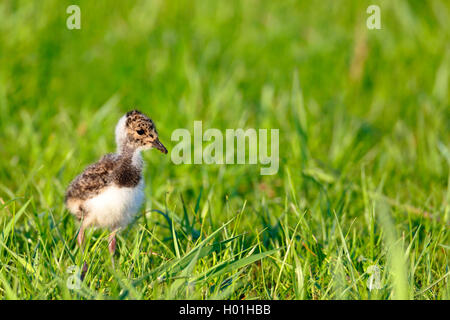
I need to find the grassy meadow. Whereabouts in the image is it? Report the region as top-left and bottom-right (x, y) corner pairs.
(0, 0), (449, 299)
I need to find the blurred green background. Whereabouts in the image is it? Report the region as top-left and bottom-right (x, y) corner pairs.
(0, 0), (448, 299)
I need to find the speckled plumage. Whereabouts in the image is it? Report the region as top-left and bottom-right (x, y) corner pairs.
(64, 153), (142, 219)
(65, 110), (167, 230)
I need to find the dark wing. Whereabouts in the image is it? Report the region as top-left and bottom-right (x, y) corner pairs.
(65, 153), (119, 202)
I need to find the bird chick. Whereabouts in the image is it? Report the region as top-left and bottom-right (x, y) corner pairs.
(65, 110), (167, 264)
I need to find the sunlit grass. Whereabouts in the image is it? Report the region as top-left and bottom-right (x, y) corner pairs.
(0, 0), (449, 299)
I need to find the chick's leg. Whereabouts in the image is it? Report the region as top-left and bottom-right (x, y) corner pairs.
(77, 220), (88, 280)
(108, 230), (118, 269)
(77, 224), (85, 249)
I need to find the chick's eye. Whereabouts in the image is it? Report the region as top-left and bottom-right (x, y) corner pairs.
(136, 129), (145, 135)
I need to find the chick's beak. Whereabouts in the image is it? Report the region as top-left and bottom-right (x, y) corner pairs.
(152, 139), (168, 154)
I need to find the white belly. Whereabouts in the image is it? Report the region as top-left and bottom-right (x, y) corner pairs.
(85, 180), (145, 229)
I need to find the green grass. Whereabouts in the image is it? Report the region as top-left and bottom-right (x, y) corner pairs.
(0, 0), (449, 300)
